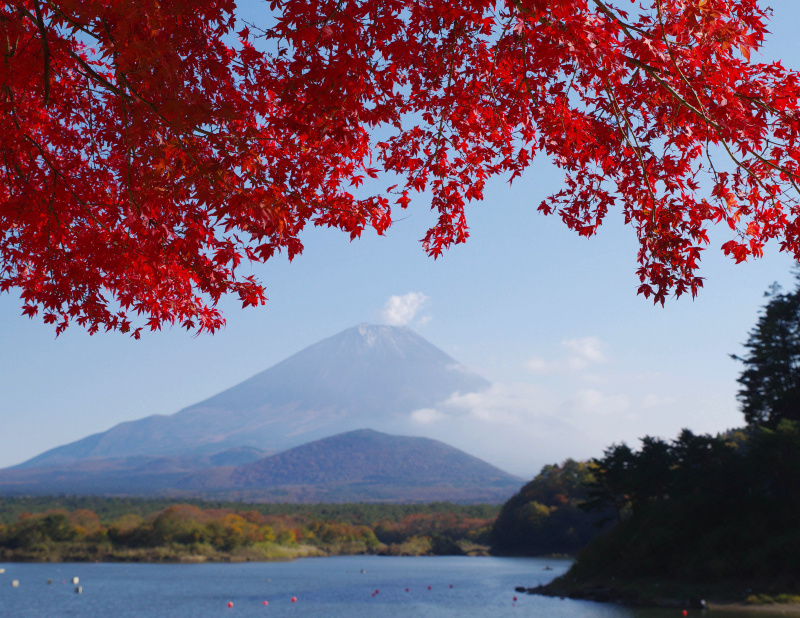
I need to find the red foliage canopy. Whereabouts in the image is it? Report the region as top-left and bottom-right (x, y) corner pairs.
(2, 0), (800, 336)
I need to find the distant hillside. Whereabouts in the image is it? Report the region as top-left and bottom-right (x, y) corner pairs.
(17, 325), (490, 468)
(0, 430), (523, 504)
(183, 429), (524, 503)
(0, 450), (268, 496)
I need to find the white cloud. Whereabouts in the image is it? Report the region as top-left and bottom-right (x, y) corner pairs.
(428, 383), (558, 425)
(641, 393), (677, 409)
(563, 336), (606, 369)
(400, 382), (593, 477)
(568, 388), (630, 416)
(394, 350), (745, 477)
(410, 407), (449, 424)
(525, 356), (549, 373)
(525, 336), (607, 374)
(381, 292), (428, 326)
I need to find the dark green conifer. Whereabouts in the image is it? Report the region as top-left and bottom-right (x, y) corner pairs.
(734, 274), (800, 428)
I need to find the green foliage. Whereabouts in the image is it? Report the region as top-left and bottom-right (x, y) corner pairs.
(558, 421), (800, 595)
(2, 512), (77, 549)
(491, 459), (612, 556)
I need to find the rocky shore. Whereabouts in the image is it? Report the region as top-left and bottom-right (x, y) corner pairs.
(519, 581), (709, 609)
(519, 578), (800, 614)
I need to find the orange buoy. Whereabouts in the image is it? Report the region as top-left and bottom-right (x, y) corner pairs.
(291, 596), (297, 603)
(513, 596), (518, 601)
(682, 612), (687, 617)
(449, 584), (453, 588)
(405, 588), (409, 592)
(263, 600), (269, 606)
(227, 601), (233, 608)
(427, 585), (432, 590)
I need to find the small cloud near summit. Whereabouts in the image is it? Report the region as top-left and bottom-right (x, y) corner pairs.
(381, 292), (429, 326)
(563, 336), (606, 369)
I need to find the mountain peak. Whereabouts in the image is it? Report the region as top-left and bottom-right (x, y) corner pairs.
(356, 323), (396, 346)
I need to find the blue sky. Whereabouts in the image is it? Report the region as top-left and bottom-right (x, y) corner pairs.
(1, 1), (799, 477)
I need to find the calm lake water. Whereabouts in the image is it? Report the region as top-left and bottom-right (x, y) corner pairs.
(0, 556), (767, 617)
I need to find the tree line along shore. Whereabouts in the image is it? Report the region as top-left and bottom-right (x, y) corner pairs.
(0, 498), (498, 562)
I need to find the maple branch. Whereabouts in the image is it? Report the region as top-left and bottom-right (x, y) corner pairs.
(743, 148), (800, 198)
(39, 0), (92, 40)
(30, 0), (214, 170)
(606, 0), (800, 208)
(602, 81), (658, 213)
(622, 55), (718, 131)
(21, 132), (112, 236)
(2, 83), (117, 236)
(59, 45), (128, 101)
(624, 53), (787, 210)
(431, 31), (459, 171)
(31, 0), (50, 106)
(653, 0), (718, 133)
(591, 0), (653, 41)
(1, 110), (29, 183)
(14, 3), (112, 101)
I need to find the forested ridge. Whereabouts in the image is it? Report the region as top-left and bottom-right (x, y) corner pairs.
(495, 429), (800, 605)
(491, 459), (612, 557)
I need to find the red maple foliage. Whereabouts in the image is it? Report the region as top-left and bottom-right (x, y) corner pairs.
(2, 0), (799, 336)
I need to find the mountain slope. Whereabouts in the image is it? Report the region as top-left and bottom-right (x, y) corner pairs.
(229, 429), (520, 487)
(0, 430), (523, 503)
(17, 325), (490, 468)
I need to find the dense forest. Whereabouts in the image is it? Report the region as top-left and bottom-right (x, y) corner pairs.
(540, 421), (800, 602)
(0, 498), (498, 562)
(530, 276), (800, 605)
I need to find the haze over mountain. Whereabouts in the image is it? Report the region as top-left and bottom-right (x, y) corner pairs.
(0, 430), (521, 503)
(16, 324), (491, 468)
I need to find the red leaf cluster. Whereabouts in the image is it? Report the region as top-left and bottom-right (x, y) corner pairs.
(2, 0), (800, 334)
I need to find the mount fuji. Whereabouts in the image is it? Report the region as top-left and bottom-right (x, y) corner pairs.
(0, 325), (518, 502)
(17, 324), (490, 468)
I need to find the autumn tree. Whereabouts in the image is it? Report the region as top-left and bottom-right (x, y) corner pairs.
(492, 459), (610, 555)
(4, 0), (800, 335)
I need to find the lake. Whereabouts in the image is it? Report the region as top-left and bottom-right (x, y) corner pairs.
(0, 556), (769, 617)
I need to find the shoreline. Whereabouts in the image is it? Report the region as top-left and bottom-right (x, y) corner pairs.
(707, 603), (800, 615)
(0, 542), (492, 564)
(526, 579), (800, 615)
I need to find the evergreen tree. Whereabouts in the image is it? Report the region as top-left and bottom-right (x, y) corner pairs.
(734, 274), (800, 428)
